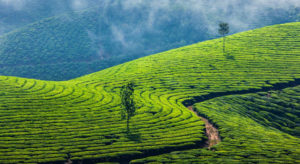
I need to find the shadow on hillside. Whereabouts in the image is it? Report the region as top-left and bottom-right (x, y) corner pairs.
(125, 131), (142, 143)
(225, 53), (235, 60)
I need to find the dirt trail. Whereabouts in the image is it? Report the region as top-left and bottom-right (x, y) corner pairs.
(188, 106), (221, 148)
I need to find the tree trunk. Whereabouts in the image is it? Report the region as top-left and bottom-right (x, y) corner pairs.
(126, 115), (130, 132)
(223, 35), (226, 55)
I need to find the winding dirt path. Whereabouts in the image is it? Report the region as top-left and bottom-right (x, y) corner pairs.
(188, 106), (221, 149)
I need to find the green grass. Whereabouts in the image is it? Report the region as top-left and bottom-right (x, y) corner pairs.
(0, 22), (299, 163)
(131, 85), (300, 163)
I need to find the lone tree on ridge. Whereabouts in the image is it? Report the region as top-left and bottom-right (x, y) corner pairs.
(218, 22), (229, 55)
(120, 82), (136, 132)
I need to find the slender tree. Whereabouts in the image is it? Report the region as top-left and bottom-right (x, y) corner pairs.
(120, 82), (136, 132)
(218, 22), (229, 55)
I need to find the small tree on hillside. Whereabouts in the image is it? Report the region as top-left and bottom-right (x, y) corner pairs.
(120, 82), (136, 132)
(218, 22), (229, 55)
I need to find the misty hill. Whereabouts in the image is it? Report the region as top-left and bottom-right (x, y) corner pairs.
(0, 1), (299, 80)
(0, 22), (299, 163)
(1, 0), (299, 35)
(0, 0), (107, 35)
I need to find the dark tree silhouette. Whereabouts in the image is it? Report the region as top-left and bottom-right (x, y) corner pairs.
(218, 22), (229, 55)
(120, 82), (136, 132)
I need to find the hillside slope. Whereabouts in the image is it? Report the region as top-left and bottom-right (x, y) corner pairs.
(0, 22), (299, 163)
(1, 2), (299, 81)
(0, 6), (209, 81)
(0, 0), (108, 35)
(132, 85), (300, 163)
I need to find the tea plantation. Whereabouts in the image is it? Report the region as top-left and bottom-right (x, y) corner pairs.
(131, 85), (300, 163)
(0, 22), (299, 163)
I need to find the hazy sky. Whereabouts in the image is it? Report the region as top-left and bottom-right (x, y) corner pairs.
(0, 0), (299, 49)
(0, 0), (299, 34)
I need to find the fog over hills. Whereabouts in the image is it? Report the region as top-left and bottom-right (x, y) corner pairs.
(0, 0), (299, 80)
(1, 0), (299, 35)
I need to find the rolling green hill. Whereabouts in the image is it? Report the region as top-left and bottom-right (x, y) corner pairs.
(0, 6), (209, 81)
(0, 1), (299, 81)
(0, 22), (299, 163)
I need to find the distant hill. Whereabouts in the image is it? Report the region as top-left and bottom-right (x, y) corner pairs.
(0, 0), (106, 35)
(0, 7), (209, 80)
(0, 1), (299, 80)
(0, 22), (299, 163)
(1, 0), (299, 35)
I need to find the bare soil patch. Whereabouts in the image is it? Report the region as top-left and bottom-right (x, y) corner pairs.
(188, 106), (221, 149)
